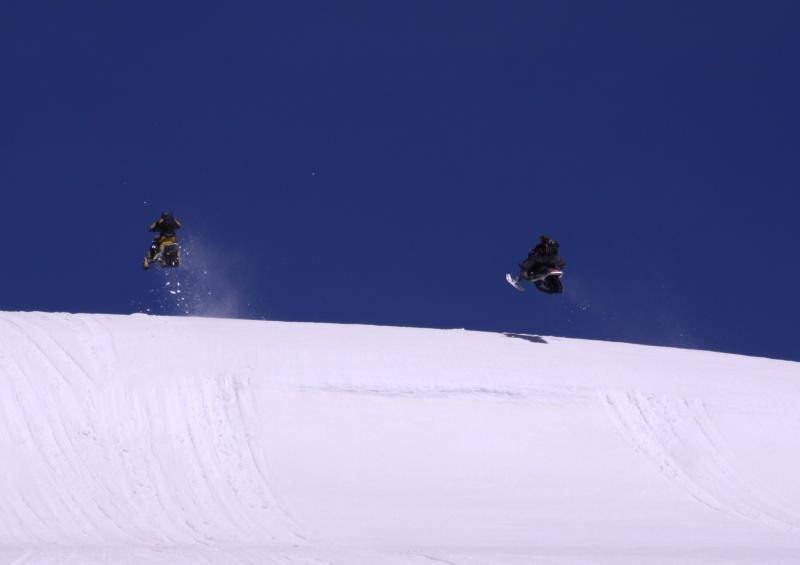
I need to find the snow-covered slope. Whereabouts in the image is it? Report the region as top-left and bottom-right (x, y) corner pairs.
(0, 311), (798, 564)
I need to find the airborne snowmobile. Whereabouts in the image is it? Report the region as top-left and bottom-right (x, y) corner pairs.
(506, 235), (565, 294)
(143, 211), (182, 270)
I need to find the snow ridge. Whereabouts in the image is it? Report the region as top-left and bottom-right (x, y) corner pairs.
(0, 311), (798, 564)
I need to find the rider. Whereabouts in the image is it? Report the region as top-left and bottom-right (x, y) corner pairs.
(144, 211), (182, 269)
(517, 235), (566, 293)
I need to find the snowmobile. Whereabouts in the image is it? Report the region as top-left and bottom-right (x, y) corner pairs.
(506, 267), (563, 294)
(508, 235), (566, 294)
(143, 240), (180, 270)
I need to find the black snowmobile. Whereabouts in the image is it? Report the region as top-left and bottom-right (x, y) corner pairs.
(506, 235), (566, 294)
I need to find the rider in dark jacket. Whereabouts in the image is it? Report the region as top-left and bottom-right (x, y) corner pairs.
(150, 212), (181, 238)
(517, 235), (566, 294)
(520, 235), (565, 277)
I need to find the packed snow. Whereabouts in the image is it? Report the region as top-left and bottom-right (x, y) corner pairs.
(0, 311), (798, 564)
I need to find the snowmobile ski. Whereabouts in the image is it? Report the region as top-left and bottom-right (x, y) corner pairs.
(506, 273), (525, 292)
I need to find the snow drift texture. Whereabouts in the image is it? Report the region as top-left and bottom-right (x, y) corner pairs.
(0, 311), (799, 564)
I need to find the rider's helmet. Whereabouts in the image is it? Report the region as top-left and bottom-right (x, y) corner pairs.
(161, 211), (173, 220)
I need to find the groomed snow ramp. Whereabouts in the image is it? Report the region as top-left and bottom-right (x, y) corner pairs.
(0, 312), (799, 564)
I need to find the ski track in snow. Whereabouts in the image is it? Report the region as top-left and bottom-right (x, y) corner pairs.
(0, 312), (797, 564)
(0, 312), (302, 552)
(602, 390), (800, 531)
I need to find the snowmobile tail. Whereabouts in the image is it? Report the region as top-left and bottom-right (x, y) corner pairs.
(144, 242), (181, 270)
(161, 242), (180, 268)
(535, 273), (563, 294)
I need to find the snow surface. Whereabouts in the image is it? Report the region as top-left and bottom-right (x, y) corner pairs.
(0, 311), (798, 564)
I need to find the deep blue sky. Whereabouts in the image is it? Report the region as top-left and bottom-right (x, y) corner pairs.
(2, 2), (798, 361)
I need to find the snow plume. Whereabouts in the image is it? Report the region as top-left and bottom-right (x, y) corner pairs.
(144, 234), (249, 318)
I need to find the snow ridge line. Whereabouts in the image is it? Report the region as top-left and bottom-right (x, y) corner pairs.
(601, 390), (800, 531)
(285, 383), (596, 403)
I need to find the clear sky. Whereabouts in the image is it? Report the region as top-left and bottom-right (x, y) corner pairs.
(2, 2), (798, 361)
